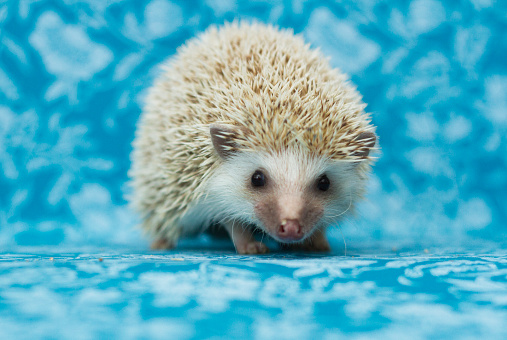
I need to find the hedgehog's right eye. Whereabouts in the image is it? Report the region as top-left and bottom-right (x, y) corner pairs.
(251, 170), (266, 187)
(317, 174), (330, 191)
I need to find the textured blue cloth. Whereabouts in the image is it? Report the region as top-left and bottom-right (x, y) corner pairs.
(1, 0), (507, 338)
(2, 250), (507, 339)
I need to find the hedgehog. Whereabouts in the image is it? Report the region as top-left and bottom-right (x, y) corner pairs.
(129, 22), (377, 254)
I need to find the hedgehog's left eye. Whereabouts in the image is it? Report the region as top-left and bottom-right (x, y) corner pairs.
(251, 170), (266, 187)
(317, 174), (330, 191)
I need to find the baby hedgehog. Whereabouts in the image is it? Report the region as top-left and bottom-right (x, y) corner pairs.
(129, 22), (377, 254)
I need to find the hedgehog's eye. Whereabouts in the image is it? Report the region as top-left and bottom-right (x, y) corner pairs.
(317, 174), (330, 191)
(251, 170), (266, 187)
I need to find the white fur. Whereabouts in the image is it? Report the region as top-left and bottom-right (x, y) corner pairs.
(179, 147), (366, 237)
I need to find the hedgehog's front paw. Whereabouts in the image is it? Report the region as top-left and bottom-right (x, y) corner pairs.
(297, 241), (331, 252)
(150, 238), (175, 250)
(224, 221), (270, 255)
(237, 241), (269, 255)
(288, 229), (330, 252)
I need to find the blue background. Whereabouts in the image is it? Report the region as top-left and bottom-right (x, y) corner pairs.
(1, 0), (506, 249)
(1, 1), (507, 339)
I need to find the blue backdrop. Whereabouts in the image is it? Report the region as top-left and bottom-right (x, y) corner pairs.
(1, 0), (506, 249)
(2, 2), (507, 339)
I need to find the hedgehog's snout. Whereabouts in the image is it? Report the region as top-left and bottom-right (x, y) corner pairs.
(254, 193), (323, 243)
(278, 219), (303, 241)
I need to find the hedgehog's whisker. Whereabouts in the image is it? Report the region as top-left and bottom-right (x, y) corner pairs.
(326, 190), (353, 220)
(322, 190), (352, 255)
(338, 224), (347, 256)
(231, 220), (235, 243)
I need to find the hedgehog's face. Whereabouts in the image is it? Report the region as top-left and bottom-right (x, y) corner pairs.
(209, 124), (375, 244)
(244, 150), (352, 243)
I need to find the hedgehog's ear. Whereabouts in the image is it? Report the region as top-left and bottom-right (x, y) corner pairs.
(210, 124), (242, 159)
(351, 131), (376, 158)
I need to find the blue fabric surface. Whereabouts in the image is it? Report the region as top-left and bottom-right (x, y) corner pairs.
(1, 0), (507, 338)
(2, 250), (507, 339)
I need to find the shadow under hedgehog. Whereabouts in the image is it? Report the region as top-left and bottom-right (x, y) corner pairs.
(129, 22), (378, 254)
